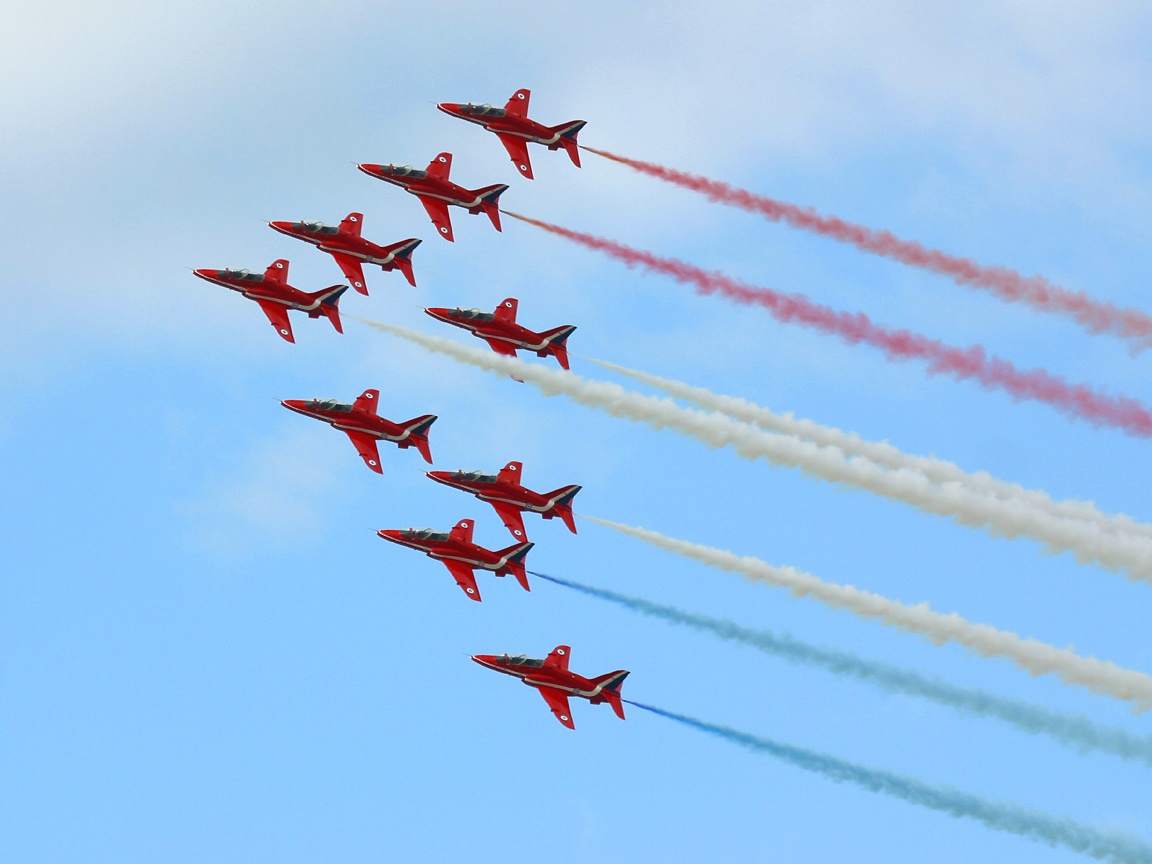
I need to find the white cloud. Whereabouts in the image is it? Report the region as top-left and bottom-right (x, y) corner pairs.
(179, 423), (347, 558)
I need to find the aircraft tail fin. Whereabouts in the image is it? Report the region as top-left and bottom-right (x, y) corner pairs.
(399, 414), (437, 464)
(496, 541), (534, 591)
(550, 120), (587, 167)
(308, 284), (349, 333)
(474, 184), (509, 232)
(391, 239), (421, 287)
(545, 485), (581, 533)
(590, 670), (629, 719)
(538, 324), (577, 370)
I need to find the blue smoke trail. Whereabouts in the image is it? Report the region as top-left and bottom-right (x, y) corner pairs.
(626, 700), (1152, 863)
(531, 571), (1152, 767)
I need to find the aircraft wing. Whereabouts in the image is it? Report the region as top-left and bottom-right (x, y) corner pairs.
(482, 338), (519, 358)
(417, 195), (455, 242)
(344, 430), (383, 473)
(495, 133), (534, 179)
(490, 501), (528, 540)
(482, 338), (523, 382)
(441, 559), (482, 602)
(536, 686), (575, 729)
(255, 300), (295, 343)
(329, 252), (369, 295)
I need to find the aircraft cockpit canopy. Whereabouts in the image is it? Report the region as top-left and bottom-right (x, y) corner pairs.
(502, 654), (545, 668)
(454, 308), (495, 322)
(310, 399), (352, 412)
(298, 220), (338, 235)
(401, 528), (449, 542)
(389, 164), (428, 179)
(220, 268), (262, 281)
(453, 470), (497, 483)
(465, 103), (506, 117)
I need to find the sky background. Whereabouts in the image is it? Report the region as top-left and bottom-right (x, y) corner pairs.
(3, 1), (1152, 861)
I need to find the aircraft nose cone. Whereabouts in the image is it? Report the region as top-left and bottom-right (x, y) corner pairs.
(268, 220), (293, 234)
(280, 399), (306, 413)
(358, 163), (385, 178)
(191, 268), (214, 282)
(471, 654), (494, 666)
(437, 102), (462, 116)
(423, 307), (451, 323)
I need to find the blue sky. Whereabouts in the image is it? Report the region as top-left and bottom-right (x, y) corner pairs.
(3, 2), (1152, 861)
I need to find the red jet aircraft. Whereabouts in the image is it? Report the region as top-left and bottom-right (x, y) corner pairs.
(472, 645), (628, 729)
(357, 152), (508, 242)
(437, 88), (586, 180)
(193, 259), (347, 343)
(281, 389), (436, 473)
(376, 518), (533, 602)
(268, 213), (421, 294)
(426, 461), (579, 540)
(424, 297), (576, 373)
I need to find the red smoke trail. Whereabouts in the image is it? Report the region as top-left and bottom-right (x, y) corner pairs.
(582, 146), (1152, 349)
(505, 211), (1152, 438)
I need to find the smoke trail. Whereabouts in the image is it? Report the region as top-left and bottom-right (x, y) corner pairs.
(362, 318), (1152, 583)
(583, 146), (1152, 350)
(505, 212), (1152, 438)
(580, 516), (1152, 711)
(590, 357), (1152, 544)
(533, 570), (1152, 766)
(626, 701), (1152, 863)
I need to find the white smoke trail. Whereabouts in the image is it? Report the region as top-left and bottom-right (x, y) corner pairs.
(631, 702), (1152, 863)
(536, 570), (1152, 765)
(582, 516), (1152, 711)
(362, 318), (1152, 582)
(590, 357), (1152, 544)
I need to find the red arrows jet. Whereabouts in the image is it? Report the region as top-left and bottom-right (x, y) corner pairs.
(426, 461), (580, 540)
(357, 152), (508, 242)
(193, 259), (347, 343)
(472, 645), (628, 729)
(437, 89), (586, 180)
(268, 212), (421, 294)
(280, 389), (435, 473)
(376, 518), (533, 602)
(424, 297), (576, 373)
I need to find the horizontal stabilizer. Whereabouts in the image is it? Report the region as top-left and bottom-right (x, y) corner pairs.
(551, 120), (586, 167)
(400, 415), (437, 464)
(539, 324), (576, 370)
(475, 185), (509, 232)
(310, 285), (348, 333)
(389, 238), (421, 287)
(495, 541), (534, 590)
(545, 485), (581, 534)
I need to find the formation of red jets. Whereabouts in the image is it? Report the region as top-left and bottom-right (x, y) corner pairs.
(194, 89), (627, 728)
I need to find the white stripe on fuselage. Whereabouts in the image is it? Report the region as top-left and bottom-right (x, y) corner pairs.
(318, 244), (398, 266)
(479, 332), (553, 351)
(413, 189), (487, 208)
(471, 658), (620, 699)
(242, 290), (330, 312)
(489, 126), (565, 146)
(331, 421), (413, 441)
